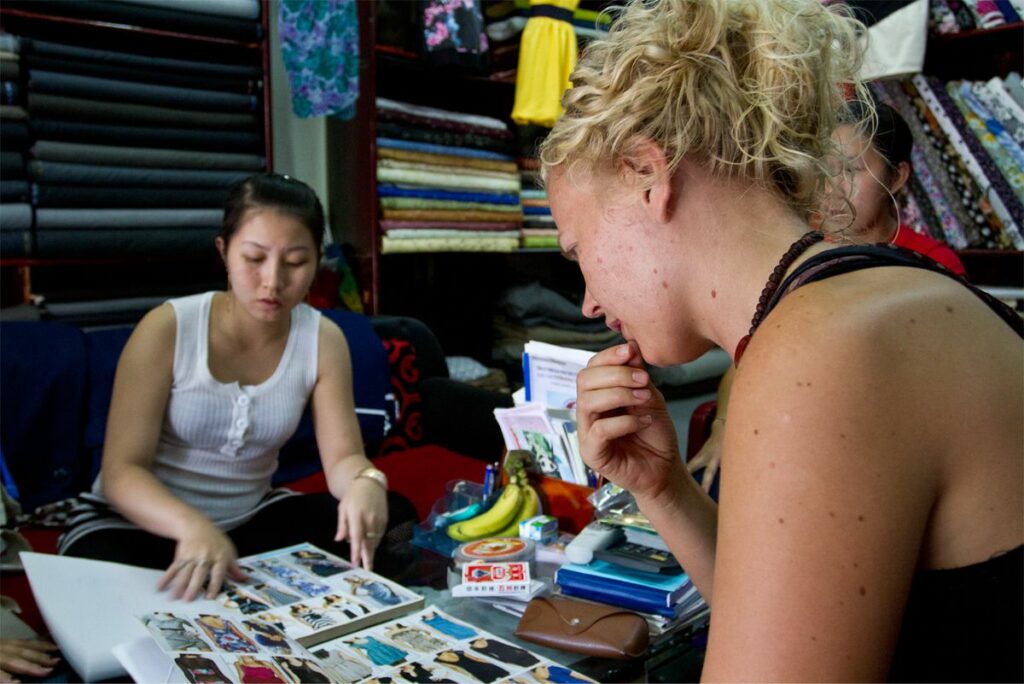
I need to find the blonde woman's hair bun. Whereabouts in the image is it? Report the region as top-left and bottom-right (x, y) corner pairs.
(540, 0), (870, 217)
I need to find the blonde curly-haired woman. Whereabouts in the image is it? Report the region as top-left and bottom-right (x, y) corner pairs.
(545, 0), (1023, 680)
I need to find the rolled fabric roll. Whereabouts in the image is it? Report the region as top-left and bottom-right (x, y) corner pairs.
(25, 55), (259, 95)
(104, 0), (260, 20)
(1, 180), (29, 202)
(0, 105), (27, 120)
(29, 119), (262, 153)
(0, 202), (32, 230)
(0, 230), (32, 256)
(35, 208), (221, 230)
(31, 141), (265, 171)
(28, 93), (258, 130)
(1, 120), (28, 151)
(27, 39), (262, 79)
(29, 70), (257, 113)
(5, 1), (261, 41)
(29, 160), (250, 188)
(1, 152), (25, 179)
(34, 228), (219, 257)
(33, 184), (229, 208)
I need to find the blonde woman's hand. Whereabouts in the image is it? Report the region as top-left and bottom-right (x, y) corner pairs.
(335, 480), (388, 571)
(0, 638), (60, 683)
(158, 518), (248, 600)
(576, 342), (683, 501)
(686, 419), (725, 493)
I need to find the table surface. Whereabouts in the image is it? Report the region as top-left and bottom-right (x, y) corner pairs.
(383, 542), (707, 682)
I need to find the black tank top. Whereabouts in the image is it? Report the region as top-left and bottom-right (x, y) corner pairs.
(759, 243), (1024, 682)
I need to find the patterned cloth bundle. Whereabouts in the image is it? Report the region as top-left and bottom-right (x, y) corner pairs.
(872, 73), (1024, 250)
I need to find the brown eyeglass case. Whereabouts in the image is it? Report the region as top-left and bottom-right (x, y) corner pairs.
(514, 595), (650, 660)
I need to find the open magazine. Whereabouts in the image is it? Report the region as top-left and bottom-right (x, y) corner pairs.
(116, 605), (596, 684)
(20, 543), (422, 681)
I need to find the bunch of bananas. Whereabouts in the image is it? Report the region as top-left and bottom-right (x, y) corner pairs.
(446, 469), (541, 542)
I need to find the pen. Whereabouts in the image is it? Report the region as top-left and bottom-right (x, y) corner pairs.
(483, 464), (495, 497)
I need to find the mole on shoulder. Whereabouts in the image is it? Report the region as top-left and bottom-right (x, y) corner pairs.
(945, 306), (954, 313)
(859, 586), (867, 596)
(711, 289), (717, 298)
(661, 280), (668, 289)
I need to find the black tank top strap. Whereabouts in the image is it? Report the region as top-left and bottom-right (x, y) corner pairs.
(760, 243), (1024, 339)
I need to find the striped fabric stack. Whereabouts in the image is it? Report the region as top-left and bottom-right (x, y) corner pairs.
(518, 157), (556, 249)
(376, 97), (523, 254)
(873, 74), (1024, 250)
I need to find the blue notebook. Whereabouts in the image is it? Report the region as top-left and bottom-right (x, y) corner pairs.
(557, 584), (682, 619)
(556, 560), (692, 605)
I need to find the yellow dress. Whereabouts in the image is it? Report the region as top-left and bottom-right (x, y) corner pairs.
(511, 0), (580, 128)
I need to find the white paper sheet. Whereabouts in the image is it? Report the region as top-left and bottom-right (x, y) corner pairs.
(21, 552), (225, 682)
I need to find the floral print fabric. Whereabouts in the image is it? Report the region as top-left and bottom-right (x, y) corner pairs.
(278, 0), (359, 120)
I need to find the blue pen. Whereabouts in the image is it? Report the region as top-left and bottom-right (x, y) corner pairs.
(482, 464), (495, 497)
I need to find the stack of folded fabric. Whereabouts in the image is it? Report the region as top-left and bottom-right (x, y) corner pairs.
(930, 0), (1021, 34)
(518, 159), (556, 249)
(0, 32), (31, 257)
(492, 282), (623, 365)
(376, 97), (523, 254)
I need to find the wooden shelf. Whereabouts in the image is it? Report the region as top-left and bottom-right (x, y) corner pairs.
(924, 22), (1024, 79)
(956, 249), (1024, 287)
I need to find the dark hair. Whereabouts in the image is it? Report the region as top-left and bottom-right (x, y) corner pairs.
(221, 172), (325, 249)
(841, 99), (913, 170)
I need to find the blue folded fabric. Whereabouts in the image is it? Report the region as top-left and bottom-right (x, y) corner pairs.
(377, 137), (513, 162)
(523, 205), (552, 216)
(377, 185), (520, 205)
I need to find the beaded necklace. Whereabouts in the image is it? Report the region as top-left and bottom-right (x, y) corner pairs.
(733, 230), (824, 365)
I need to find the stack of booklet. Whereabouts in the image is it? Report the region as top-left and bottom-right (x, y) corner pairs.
(554, 560), (709, 637)
(23, 542), (594, 683)
(493, 341), (597, 486)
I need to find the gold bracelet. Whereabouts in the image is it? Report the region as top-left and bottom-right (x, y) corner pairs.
(355, 466), (388, 491)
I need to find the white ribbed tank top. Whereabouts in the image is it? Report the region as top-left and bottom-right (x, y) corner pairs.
(91, 291), (321, 527)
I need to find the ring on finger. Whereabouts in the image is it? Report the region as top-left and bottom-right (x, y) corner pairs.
(365, 531), (382, 540)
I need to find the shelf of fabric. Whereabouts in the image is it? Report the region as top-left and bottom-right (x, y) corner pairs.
(0, 0), (270, 317)
(924, 21), (1024, 80)
(956, 249), (1024, 287)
